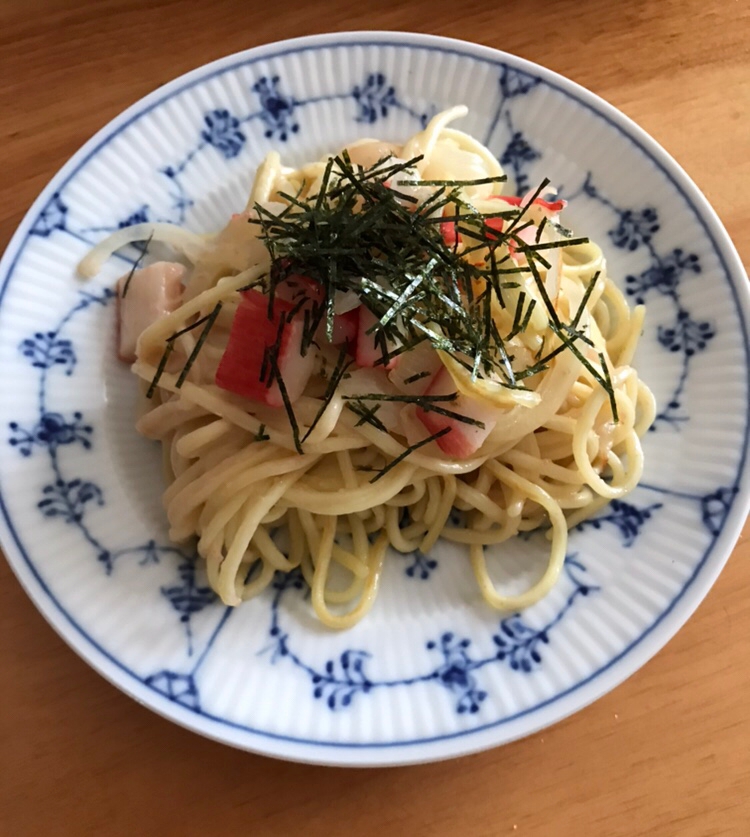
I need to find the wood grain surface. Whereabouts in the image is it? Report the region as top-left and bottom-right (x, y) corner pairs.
(1, 1), (749, 834)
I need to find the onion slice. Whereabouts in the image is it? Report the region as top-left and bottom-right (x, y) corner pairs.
(77, 223), (208, 279)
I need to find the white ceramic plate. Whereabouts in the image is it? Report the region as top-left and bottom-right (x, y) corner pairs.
(1, 32), (748, 767)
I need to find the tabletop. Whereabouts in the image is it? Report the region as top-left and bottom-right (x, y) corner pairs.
(1, 1), (749, 835)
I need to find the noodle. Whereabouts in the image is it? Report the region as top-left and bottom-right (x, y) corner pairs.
(83, 108), (655, 628)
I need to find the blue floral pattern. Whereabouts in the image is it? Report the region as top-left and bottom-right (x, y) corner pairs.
(9, 289), (217, 608)
(19, 331), (76, 374)
(252, 76), (299, 140)
(493, 559), (598, 673)
(144, 671), (200, 711)
(428, 633), (488, 713)
(570, 173), (714, 430)
(576, 499), (662, 547)
(4, 54), (745, 739)
(352, 72), (431, 127)
(201, 109), (246, 157)
(485, 66), (543, 193)
(353, 72), (398, 124)
(312, 651), (373, 709)
(39, 70), (432, 236)
(701, 487), (738, 536)
(119, 205), (150, 228)
(637, 481), (740, 540)
(500, 132), (541, 194)
(402, 549), (438, 580)
(252, 557), (597, 714)
(6, 283), (739, 721)
(499, 67), (542, 100)
(609, 207), (660, 251)
(626, 248), (701, 304)
(160, 560), (218, 655)
(30, 193), (68, 237)
(9, 412), (92, 457)
(657, 309), (714, 356)
(38, 477), (103, 523)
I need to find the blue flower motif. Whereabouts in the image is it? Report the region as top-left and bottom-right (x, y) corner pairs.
(403, 549), (438, 580)
(160, 560), (217, 655)
(609, 207), (660, 251)
(255, 554), (599, 716)
(79, 287), (117, 307)
(201, 109), (246, 158)
(501, 131), (540, 168)
(145, 670), (200, 711)
(575, 499), (663, 547)
(499, 66), (541, 99)
(427, 633), (487, 714)
(30, 193), (68, 237)
(577, 173), (711, 435)
(37, 478), (104, 524)
(492, 557), (598, 673)
(352, 72), (398, 124)
(252, 76), (298, 140)
(625, 248), (701, 304)
(260, 569), (305, 663)
(161, 560), (216, 621)
(493, 616), (549, 672)
(19, 331), (76, 374)
(118, 205), (149, 228)
(701, 487), (738, 536)
(260, 624), (290, 664)
(311, 650), (373, 709)
(396, 511), (438, 579)
(23, 86), (739, 726)
(158, 169), (194, 223)
(657, 309), (715, 356)
(500, 130), (541, 193)
(9, 411), (93, 457)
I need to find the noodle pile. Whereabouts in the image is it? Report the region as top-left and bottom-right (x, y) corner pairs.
(81, 106), (655, 628)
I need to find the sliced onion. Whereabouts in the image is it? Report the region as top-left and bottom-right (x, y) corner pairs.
(438, 350), (541, 409)
(77, 223), (208, 279)
(343, 140), (401, 169)
(382, 158), (434, 207)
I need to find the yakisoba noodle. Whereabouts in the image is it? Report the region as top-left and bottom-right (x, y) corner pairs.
(80, 106), (656, 629)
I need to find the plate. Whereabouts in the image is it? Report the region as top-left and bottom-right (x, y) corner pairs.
(1, 32), (748, 767)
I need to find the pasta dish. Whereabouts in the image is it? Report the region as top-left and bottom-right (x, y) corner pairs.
(79, 106), (655, 628)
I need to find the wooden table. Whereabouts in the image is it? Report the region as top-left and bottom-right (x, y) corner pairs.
(1, 1), (749, 834)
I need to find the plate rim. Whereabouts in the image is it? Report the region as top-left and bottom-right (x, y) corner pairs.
(1, 30), (748, 767)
